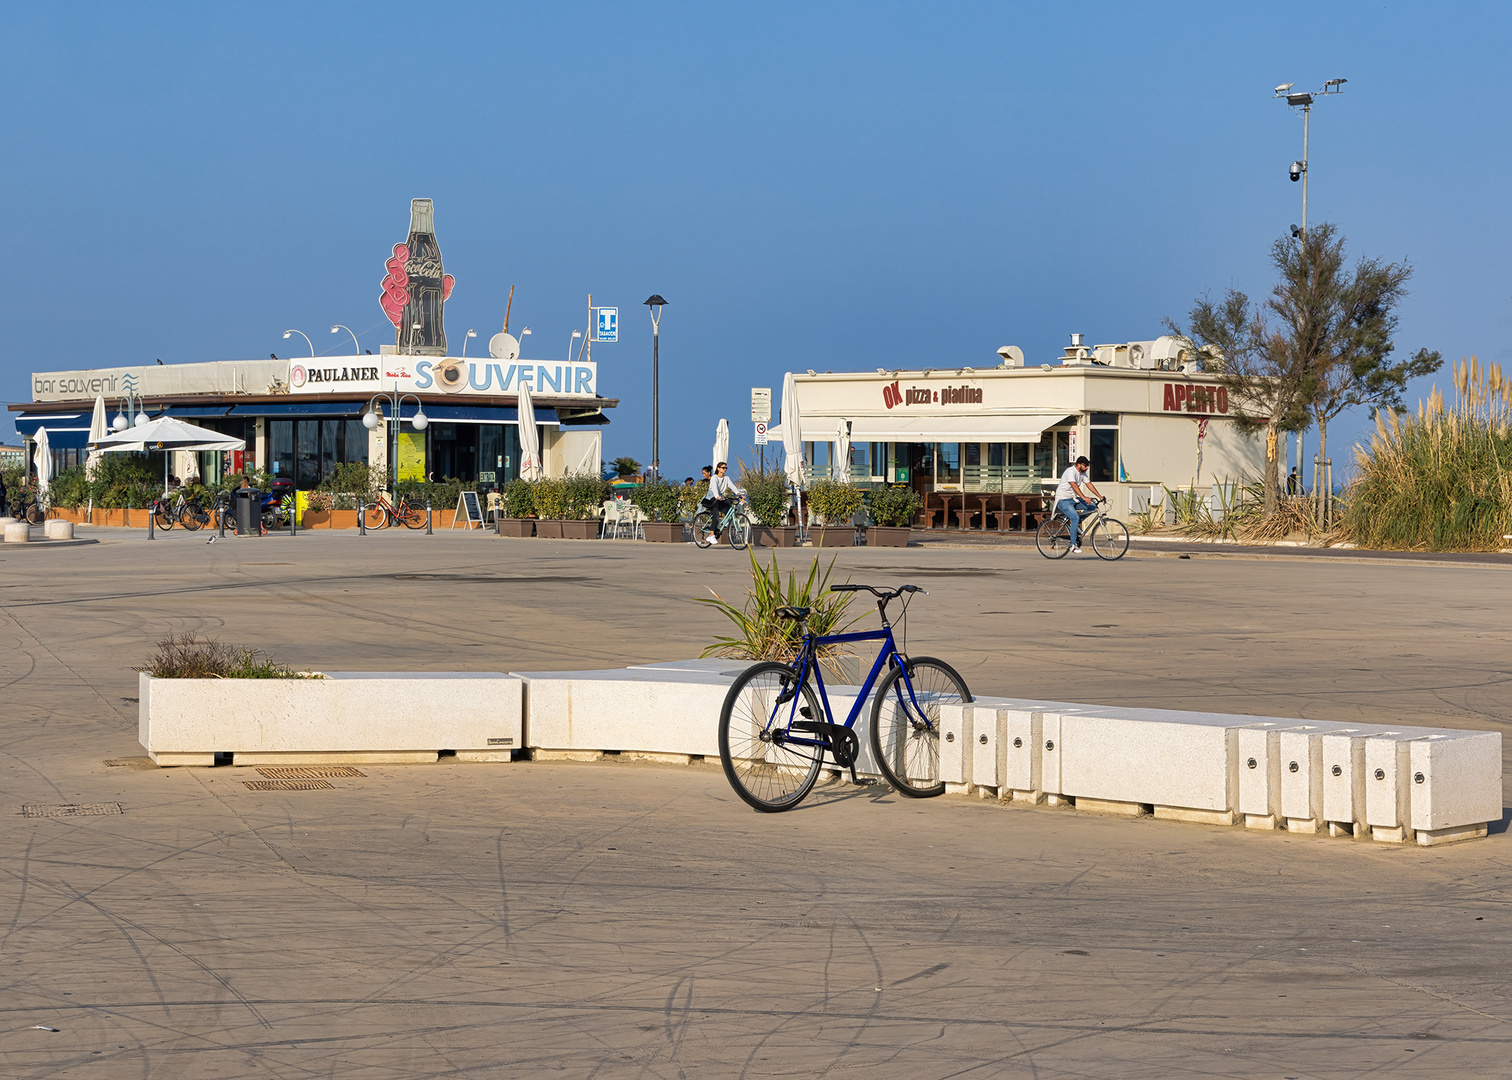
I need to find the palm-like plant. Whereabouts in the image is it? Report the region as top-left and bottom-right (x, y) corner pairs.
(696, 550), (857, 674)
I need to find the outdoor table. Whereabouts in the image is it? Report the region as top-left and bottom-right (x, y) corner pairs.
(931, 491), (959, 530)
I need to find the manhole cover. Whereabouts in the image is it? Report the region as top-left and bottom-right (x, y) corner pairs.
(104, 758), (156, 770)
(23, 802), (124, 818)
(243, 779), (334, 791)
(255, 766), (366, 779)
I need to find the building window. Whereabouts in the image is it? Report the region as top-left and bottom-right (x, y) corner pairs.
(1089, 414), (1119, 483)
(270, 420), (294, 480)
(936, 442), (961, 486)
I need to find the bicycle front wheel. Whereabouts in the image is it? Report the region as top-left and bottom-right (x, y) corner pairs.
(1091, 517), (1129, 560)
(26, 505), (46, 525)
(1035, 514), (1071, 558)
(691, 511), (716, 548)
(870, 657), (972, 798)
(719, 661), (826, 812)
(726, 511), (750, 550)
(179, 505), (204, 531)
(399, 502), (427, 529)
(363, 503), (389, 529)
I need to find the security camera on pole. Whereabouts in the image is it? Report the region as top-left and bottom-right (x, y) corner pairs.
(1273, 78), (1346, 239)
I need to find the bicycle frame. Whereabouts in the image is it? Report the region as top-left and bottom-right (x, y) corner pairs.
(769, 623), (921, 753)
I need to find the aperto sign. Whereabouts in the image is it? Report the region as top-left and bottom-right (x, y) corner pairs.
(1162, 383), (1228, 415)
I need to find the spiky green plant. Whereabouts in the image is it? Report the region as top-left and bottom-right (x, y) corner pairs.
(696, 550), (857, 673)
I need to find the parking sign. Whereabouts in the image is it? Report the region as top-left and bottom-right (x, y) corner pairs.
(596, 307), (618, 342)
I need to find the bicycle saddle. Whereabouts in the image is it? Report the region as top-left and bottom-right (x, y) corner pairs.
(776, 606), (811, 621)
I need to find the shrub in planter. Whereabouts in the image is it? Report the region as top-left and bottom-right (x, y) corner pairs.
(867, 486), (920, 526)
(531, 477), (570, 520)
(741, 466), (791, 527)
(611, 455), (642, 479)
(695, 550), (857, 669)
(676, 481), (709, 522)
(563, 472), (609, 519)
(502, 478), (535, 518)
(631, 479), (682, 523)
(807, 479), (865, 527)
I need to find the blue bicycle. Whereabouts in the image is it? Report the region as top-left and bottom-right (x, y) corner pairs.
(717, 583), (972, 812)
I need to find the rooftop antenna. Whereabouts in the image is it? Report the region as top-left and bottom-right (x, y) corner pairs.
(502, 284), (514, 335)
(489, 285), (520, 361)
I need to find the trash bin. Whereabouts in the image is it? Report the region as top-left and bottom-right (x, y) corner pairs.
(234, 489), (260, 535)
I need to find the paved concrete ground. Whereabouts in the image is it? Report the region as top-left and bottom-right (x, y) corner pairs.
(3, 528), (1510, 1078)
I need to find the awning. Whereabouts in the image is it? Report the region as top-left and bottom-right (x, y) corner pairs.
(769, 413), (1074, 444)
(13, 413), (92, 450)
(158, 405), (236, 418)
(403, 404), (560, 427)
(230, 402), (365, 417)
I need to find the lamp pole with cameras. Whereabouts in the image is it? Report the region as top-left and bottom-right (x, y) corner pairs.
(1274, 78), (1346, 238)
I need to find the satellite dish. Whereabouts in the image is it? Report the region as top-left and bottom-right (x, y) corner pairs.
(488, 332), (520, 361)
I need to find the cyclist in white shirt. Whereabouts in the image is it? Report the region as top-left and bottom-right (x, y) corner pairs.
(1053, 455), (1104, 554)
(704, 461), (745, 523)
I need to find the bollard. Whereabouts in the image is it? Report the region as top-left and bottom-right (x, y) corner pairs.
(426, 499), (432, 534)
(289, 497), (297, 537)
(147, 503), (155, 540)
(358, 497), (366, 536)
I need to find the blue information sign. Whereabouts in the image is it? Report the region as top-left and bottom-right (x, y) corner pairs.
(595, 307), (618, 343)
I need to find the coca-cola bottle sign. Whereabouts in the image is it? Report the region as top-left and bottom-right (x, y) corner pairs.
(379, 199), (455, 356)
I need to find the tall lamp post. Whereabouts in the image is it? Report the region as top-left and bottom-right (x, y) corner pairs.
(461, 328), (477, 357)
(1274, 78), (1346, 237)
(330, 324), (361, 354)
(362, 388), (429, 495)
(283, 329), (316, 357)
(643, 295), (666, 482)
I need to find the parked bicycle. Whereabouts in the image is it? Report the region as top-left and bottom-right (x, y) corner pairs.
(692, 496), (751, 550)
(7, 490), (46, 525)
(1035, 498), (1129, 560)
(717, 583), (972, 812)
(362, 492), (426, 530)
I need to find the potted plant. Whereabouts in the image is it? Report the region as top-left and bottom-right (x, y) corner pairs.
(807, 479), (864, 548)
(498, 478), (537, 537)
(633, 480), (685, 542)
(531, 477), (569, 538)
(744, 467), (796, 547)
(558, 473), (607, 539)
(865, 486), (919, 547)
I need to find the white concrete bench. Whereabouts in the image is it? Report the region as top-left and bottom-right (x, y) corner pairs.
(140, 671), (522, 766)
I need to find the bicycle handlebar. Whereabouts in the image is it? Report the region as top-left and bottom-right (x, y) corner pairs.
(829, 583), (927, 599)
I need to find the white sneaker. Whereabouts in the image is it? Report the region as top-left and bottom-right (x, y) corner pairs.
(1071, 545), (1082, 553)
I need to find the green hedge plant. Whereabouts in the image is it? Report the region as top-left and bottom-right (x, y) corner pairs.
(502, 478), (535, 517)
(631, 479), (682, 523)
(866, 485), (919, 527)
(807, 478), (865, 526)
(740, 464), (790, 527)
(696, 550), (857, 671)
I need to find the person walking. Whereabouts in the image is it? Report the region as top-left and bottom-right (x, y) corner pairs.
(1054, 456), (1103, 554)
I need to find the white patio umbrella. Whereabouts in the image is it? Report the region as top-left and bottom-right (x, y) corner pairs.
(833, 420), (851, 484)
(33, 427), (52, 496)
(712, 418), (729, 471)
(86, 396), (108, 476)
(780, 371), (805, 529)
(94, 415), (246, 493)
(517, 383), (542, 480)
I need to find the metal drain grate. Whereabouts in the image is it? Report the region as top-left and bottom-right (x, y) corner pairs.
(255, 766), (366, 779)
(22, 802), (124, 818)
(243, 779), (334, 791)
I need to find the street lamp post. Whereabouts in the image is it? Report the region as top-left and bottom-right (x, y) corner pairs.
(330, 324), (361, 354)
(461, 329), (477, 357)
(567, 329), (581, 360)
(282, 329), (316, 357)
(643, 295), (666, 482)
(363, 387), (429, 496)
(1274, 78), (1346, 237)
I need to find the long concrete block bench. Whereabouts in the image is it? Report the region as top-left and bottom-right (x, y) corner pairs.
(938, 701), (1502, 846)
(140, 672), (522, 766)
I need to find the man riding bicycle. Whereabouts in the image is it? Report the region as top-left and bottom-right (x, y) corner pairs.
(1054, 455), (1104, 554)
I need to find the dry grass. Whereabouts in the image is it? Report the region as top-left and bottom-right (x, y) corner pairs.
(139, 633), (315, 679)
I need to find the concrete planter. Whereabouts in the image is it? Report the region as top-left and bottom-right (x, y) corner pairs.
(812, 526), (858, 548)
(751, 525), (798, 547)
(559, 519), (598, 540)
(535, 519), (564, 538)
(642, 522), (685, 543)
(140, 671), (523, 766)
(866, 526), (911, 547)
(497, 518), (536, 537)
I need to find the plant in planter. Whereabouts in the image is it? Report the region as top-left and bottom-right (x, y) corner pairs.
(741, 465), (795, 547)
(676, 480), (709, 523)
(531, 477), (569, 537)
(632, 480), (685, 541)
(497, 478), (537, 536)
(806, 479), (865, 546)
(865, 486), (919, 547)
(139, 632), (320, 680)
(558, 473), (608, 538)
(611, 455), (642, 479)
(695, 550), (857, 677)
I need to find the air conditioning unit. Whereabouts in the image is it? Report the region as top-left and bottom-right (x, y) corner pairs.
(996, 345), (1025, 367)
(1150, 335), (1188, 371)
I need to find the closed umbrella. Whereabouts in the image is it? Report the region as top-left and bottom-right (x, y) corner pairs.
(834, 420), (851, 484)
(33, 427), (52, 497)
(517, 382), (542, 480)
(712, 418), (729, 470)
(86, 396), (107, 477)
(780, 371), (805, 531)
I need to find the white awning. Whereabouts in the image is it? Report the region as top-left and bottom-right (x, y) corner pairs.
(768, 413), (1072, 444)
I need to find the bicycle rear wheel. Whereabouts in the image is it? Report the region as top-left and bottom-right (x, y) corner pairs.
(691, 511), (716, 548)
(1035, 514), (1071, 558)
(399, 501), (427, 529)
(179, 505), (204, 531)
(726, 511), (750, 550)
(153, 505), (175, 530)
(870, 657), (971, 797)
(26, 504), (46, 525)
(719, 661), (826, 812)
(363, 503), (389, 529)
(1091, 517), (1129, 560)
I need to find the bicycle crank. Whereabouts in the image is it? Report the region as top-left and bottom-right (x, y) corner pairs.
(789, 721), (860, 769)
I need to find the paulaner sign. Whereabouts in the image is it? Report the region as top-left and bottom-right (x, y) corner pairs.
(293, 357), (599, 398)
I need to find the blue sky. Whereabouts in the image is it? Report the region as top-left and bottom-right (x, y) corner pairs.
(4, 2), (1509, 478)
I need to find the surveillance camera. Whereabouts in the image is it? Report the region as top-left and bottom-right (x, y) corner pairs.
(1289, 161), (1304, 182)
